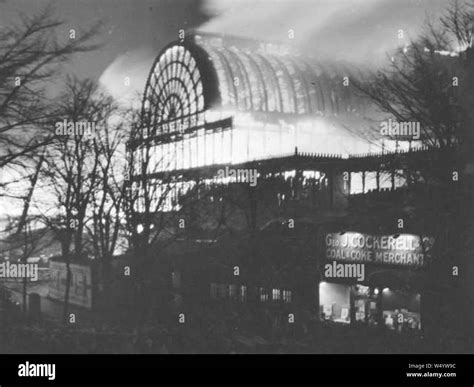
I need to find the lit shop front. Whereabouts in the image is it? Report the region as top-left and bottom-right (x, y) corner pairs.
(319, 232), (434, 332)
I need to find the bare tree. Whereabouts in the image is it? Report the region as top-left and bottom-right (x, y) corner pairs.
(86, 106), (129, 311)
(35, 78), (112, 323)
(352, 0), (473, 346)
(0, 7), (101, 178)
(0, 8), (103, 323)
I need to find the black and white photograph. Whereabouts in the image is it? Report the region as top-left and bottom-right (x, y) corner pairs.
(0, 0), (473, 384)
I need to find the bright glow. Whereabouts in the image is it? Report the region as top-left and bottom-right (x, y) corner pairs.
(205, 109), (233, 123)
(379, 171), (392, 190)
(145, 109), (387, 173)
(282, 170), (296, 179)
(365, 172), (377, 192)
(350, 172), (363, 194)
(205, 109), (222, 122)
(434, 49), (458, 57)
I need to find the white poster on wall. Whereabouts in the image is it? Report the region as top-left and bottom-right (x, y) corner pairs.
(48, 261), (93, 309)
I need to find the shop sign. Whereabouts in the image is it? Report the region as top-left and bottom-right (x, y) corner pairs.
(325, 232), (434, 268)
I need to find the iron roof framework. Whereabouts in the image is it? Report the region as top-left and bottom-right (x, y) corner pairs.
(140, 32), (367, 141)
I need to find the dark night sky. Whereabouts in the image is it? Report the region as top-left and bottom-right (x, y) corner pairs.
(0, 0), (449, 107)
(0, 0), (210, 105)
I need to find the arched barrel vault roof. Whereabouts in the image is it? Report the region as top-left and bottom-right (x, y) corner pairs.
(142, 32), (367, 131)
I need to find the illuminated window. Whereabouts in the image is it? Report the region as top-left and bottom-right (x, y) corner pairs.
(176, 141), (184, 170)
(157, 143), (165, 172)
(183, 134), (190, 170)
(350, 172), (363, 194)
(143, 45), (205, 144)
(145, 146), (154, 174)
(213, 129), (223, 165)
(190, 133), (198, 168)
(379, 171), (392, 190)
(232, 128), (247, 164)
(264, 126), (279, 158)
(260, 288), (269, 302)
(282, 290), (292, 303)
(248, 128), (263, 161)
(197, 129), (205, 167)
(205, 131), (214, 166)
(365, 172), (377, 192)
(222, 129), (232, 164)
(280, 128), (294, 155)
(319, 282), (350, 324)
(272, 288), (281, 301)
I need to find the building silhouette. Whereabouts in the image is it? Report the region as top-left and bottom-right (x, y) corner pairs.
(128, 32), (462, 340)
